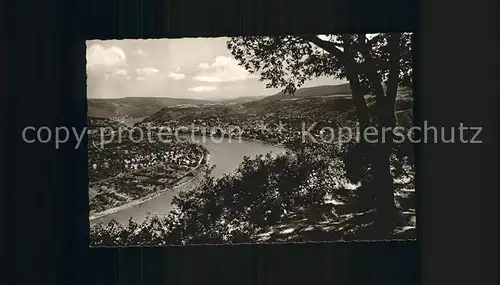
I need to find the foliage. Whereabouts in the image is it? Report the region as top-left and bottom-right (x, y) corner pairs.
(227, 33), (412, 95)
(227, 33), (414, 221)
(90, 33), (417, 245)
(91, 151), (335, 245)
(91, 146), (340, 245)
(90, 140), (415, 246)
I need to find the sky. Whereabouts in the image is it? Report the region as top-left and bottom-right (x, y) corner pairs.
(86, 37), (347, 100)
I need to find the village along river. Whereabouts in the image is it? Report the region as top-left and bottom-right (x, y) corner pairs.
(89, 136), (287, 226)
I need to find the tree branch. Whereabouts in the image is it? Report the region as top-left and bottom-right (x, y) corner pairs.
(358, 33), (386, 101)
(301, 34), (372, 129)
(301, 34), (367, 78)
(386, 33), (402, 107)
(300, 35), (347, 62)
(367, 33), (384, 45)
(339, 35), (371, 129)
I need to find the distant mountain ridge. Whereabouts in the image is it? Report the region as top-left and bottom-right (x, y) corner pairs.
(87, 97), (215, 119)
(88, 83), (413, 119)
(87, 95), (271, 119)
(217, 95), (269, 104)
(259, 83), (412, 103)
(262, 83), (353, 102)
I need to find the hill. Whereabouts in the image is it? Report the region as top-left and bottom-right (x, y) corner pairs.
(144, 88), (413, 126)
(255, 83), (412, 104)
(90, 84), (413, 122)
(87, 116), (127, 129)
(216, 95), (268, 104)
(259, 83), (353, 103)
(87, 97), (215, 119)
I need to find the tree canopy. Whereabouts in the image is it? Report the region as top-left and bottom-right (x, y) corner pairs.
(228, 33), (414, 222)
(90, 33), (416, 245)
(227, 33), (412, 97)
(90, 140), (416, 246)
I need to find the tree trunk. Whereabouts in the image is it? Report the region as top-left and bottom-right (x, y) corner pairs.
(342, 34), (399, 229)
(372, 144), (396, 214)
(371, 96), (398, 225)
(372, 32), (402, 224)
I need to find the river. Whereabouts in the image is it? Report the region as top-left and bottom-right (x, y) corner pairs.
(90, 136), (287, 226)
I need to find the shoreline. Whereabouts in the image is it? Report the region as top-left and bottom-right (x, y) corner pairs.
(89, 137), (291, 223)
(172, 131), (291, 151)
(89, 153), (208, 222)
(243, 137), (293, 154)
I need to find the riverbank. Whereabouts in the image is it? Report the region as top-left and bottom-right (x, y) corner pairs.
(89, 137), (288, 226)
(243, 137), (294, 154)
(171, 131), (293, 153)
(89, 153), (209, 221)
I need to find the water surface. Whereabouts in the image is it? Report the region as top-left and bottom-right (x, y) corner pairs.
(90, 136), (287, 226)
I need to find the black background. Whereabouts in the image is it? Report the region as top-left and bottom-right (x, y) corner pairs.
(4, 0), (498, 284)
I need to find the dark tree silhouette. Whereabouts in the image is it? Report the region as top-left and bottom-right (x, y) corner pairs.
(227, 33), (413, 226)
(90, 152), (347, 246)
(89, 34), (416, 245)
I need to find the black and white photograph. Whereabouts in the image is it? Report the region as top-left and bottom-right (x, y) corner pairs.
(87, 33), (416, 246)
